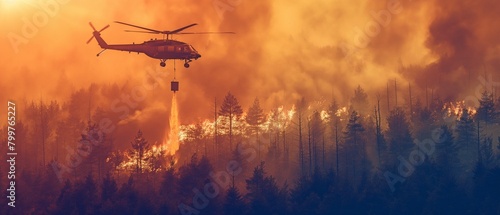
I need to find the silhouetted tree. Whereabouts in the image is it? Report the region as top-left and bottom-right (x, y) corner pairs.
(413, 98), (434, 140)
(53, 179), (74, 214)
(343, 110), (366, 186)
(351, 85), (369, 116)
(455, 108), (478, 179)
(219, 92), (244, 152)
(74, 174), (97, 214)
(246, 98), (266, 160)
(130, 130), (149, 173)
(374, 99), (388, 169)
(477, 90), (496, 123)
(328, 100), (342, 175)
(101, 173), (118, 202)
(386, 107), (413, 166)
(480, 137), (495, 168)
(223, 186), (246, 215)
(456, 109), (476, 147)
(310, 111), (324, 172)
(114, 176), (139, 215)
(296, 98), (307, 176)
(434, 125), (459, 178)
(158, 167), (178, 214)
(246, 162), (287, 215)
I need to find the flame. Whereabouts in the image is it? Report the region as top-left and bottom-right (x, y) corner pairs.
(335, 106), (348, 117)
(320, 110), (329, 122)
(116, 143), (169, 172)
(288, 105), (296, 120)
(443, 101), (477, 118)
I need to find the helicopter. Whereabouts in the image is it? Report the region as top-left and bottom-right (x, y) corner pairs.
(87, 21), (233, 68)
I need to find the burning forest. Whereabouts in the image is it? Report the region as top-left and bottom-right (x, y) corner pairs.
(2, 0), (500, 214)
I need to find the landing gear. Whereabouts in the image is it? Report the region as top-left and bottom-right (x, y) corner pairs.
(160, 59), (166, 67)
(184, 59), (192, 68)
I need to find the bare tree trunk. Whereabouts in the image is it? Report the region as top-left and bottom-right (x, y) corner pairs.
(299, 111), (304, 175)
(308, 120), (312, 176)
(477, 120), (481, 163)
(322, 134), (325, 170)
(386, 82), (390, 113)
(375, 99), (382, 168)
(229, 110), (233, 152)
(394, 79), (398, 107)
(214, 97), (218, 163)
(335, 120), (339, 176)
(409, 83), (413, 121)
(40, 101), (46, 167)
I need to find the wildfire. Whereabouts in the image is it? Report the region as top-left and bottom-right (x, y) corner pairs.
(443, 101), (477, 118)
(117, 143), (169, 172)
(336, 106), (348, 118)
(320, 110), (329, 121)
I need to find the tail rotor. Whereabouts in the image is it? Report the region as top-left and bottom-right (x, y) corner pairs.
(87, 22), (110, 44)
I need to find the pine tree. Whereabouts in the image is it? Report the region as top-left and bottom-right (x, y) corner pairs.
(297, 98), (307, 176)
(130, 130), (149, 173)
(351, 85), (369, 116)
(434, 125), (459, 178)
(219, 92), (244, 152)
(455, 108), (478, 180)
(246, 162), (287, 215)
(246, 98), (266, 160)
(387, 107), (413, 166)
(374, 99), (388, 169)
(328, 100), (341, 175)
(101, 173), (117, 202)
(54, 179), (74, 214)
(477, 90), (496, 123)
(310, 111), (324, 172)
(159, 167), (178, 214)
(343, 110), (365, 184)
(456, 109), (476, 147)
(74, 174), (97, 214)
(223, 186), (246, 215)
(480, 137), (495, 168)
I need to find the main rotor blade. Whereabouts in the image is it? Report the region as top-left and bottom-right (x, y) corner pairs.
(124, 30), (160, 34)
(89, 22), (97, 31)
(99, 25), (110, 32)
(86, 36), (94, 44)
(176, 31), (235, 35)
(168, 23), (198, 34)
(114, 21), (162, 34)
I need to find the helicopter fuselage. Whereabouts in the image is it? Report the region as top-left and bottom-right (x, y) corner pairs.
(103, 39), (201, 60)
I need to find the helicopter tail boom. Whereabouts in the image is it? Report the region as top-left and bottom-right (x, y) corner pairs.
(93, 31), (109, 49)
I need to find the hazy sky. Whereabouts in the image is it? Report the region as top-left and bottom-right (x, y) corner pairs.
(1, 0), (500, 125)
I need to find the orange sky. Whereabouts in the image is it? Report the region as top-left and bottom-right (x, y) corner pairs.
(1, 0), (500, 127)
